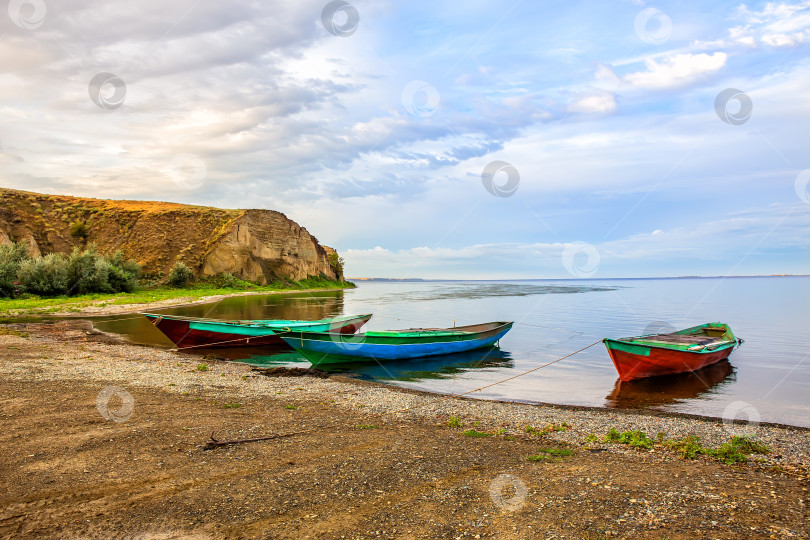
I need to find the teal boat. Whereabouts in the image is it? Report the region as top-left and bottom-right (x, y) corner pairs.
(142, 312), (372, 349)
(275, 321), (514, 365)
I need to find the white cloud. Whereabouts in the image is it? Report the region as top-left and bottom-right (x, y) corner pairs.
(569, 91), (617, 114)
(761, 32), (805, 46)
(622, 53), (728, 90)
(698, 1), (810, 49)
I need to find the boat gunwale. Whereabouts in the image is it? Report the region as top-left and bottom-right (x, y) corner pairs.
(602, 337), (738, 355)
(603, 322), (738, 355)
(276, 321), (514, 344)
(141, 312), (372, 328)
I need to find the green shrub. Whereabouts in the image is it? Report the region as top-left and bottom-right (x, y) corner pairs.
(17, 253), (70, 296)
(70, 220), (88, 239)
(105, 251), (140, 293)
(214, 272), (240, 288)
(446, 416), (462, 428)
(66, 245), (113, 294)
(328, 252), (344, 275)
(168, 262), (193, 287)
(0, 242), (139, 298)
(63, 245), (141, 296)
(0, 242), (30, 297)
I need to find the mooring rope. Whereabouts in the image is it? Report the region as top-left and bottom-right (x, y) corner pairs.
(205, 339), (604, 449)
(385, 340), (603, 417)
(172, 333), (281, 351)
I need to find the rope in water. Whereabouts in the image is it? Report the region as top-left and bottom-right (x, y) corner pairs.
(385, 340), (603, 417)
(59, 314), (147, 324)
(172, 333), (281, 351)
(206, 339), (604, 448)
(77, 313), (601, 444)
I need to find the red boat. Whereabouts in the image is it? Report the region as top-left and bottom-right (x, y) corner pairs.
(602, 322), (742, 382)
(142, 313), (372, 349)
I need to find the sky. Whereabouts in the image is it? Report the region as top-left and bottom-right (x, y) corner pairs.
(1, 0), (809, 279)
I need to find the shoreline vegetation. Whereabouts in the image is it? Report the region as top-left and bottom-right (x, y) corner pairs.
(1, 240), (354, 317)
(0, 277), (355, 317)
(0, 320), (808, 538)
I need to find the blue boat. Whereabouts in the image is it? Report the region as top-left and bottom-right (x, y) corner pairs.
(275, 321), (513, 365)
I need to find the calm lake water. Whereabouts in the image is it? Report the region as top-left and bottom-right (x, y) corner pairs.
(93, 277), (810, 428)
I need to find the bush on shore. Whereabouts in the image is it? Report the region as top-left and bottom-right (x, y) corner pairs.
(0, 242), (31, 297)
(0, 241), (140, 298)
(167, 261), (193, 287)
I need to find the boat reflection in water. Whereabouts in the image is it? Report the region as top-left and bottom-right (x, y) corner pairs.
(605, 360), (735, 409)
(236, 347), (514, 383)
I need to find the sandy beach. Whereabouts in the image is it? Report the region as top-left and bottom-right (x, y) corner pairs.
(1, 320), (808, 539)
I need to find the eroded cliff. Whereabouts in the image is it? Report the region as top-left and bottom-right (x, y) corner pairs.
(0, 188), (342, 284)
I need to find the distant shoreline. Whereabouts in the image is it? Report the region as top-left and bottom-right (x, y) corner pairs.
(349, 274), (810, 282)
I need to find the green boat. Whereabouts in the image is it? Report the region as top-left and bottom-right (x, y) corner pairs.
(142, 312), (372, 349)
(275, 321), (514, 365)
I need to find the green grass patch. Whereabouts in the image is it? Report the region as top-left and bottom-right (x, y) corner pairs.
(0, 327), (29, 338)
(662, 434), (769, 464)
(446, 416), (462, 428)
(707, 442), (750, 464)
(603, 428), (654, 449)
(603, 430), (773, 465)
(462, 429), (492, 438)
(663, 435), (704, 459)
(728, 435), (770, 455)
(0, 279), (355, 316)
(284, 404), (298, 410)
(526, 453), (554, 461)
(222, 402), (242, 409)
(196, 363), (208, 372)
(357, 424), (380, 430)
(527, 447), (574, 461)
(705, 436), (770, 465)
(526, 422), (570, 436)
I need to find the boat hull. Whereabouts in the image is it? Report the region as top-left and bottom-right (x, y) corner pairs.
(603, 338), (735, 382)
(143, 313), (372, 349)
(278, 322), (513, 365)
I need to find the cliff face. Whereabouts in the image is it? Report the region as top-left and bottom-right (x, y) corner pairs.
(0, 188), (342, 284)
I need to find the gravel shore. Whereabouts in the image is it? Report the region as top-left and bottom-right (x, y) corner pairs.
(2, 320), (808, 473)
(2, 320), (809, 539)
